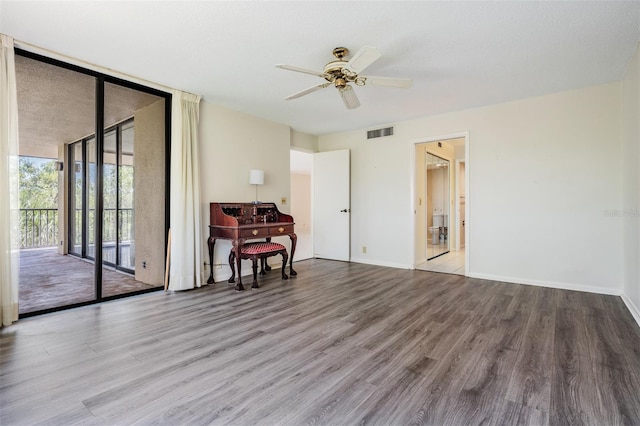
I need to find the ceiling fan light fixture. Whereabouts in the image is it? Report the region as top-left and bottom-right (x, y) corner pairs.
(277, 45), (413, 109)
(339, 85), (361, 110)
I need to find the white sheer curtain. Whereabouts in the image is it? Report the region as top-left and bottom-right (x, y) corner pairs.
(0, 34), (20, 326)
(169, 91), (203, 291)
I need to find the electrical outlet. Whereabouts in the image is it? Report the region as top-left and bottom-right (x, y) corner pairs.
(281, 197), (287, 205)
(142, 261), (147, 269)
(362, 246), (367, 254)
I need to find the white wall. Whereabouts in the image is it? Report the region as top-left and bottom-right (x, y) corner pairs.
(621, 43), (640, 322)
(320, 132), (412, 268)
(199, 101), (292, 282)
(320, 82), (623, 294)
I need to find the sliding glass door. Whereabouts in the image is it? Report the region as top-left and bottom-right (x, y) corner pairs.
(16, 48), (170, 317)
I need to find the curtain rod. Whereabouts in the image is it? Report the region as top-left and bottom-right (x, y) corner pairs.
(13, 38), (198, 98)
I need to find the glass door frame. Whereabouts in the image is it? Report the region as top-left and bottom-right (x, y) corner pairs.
(101, 118), (135, 274)
(16, 48), (172, 316)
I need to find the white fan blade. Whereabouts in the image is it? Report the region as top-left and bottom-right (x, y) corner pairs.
(365, 76), (413, 88)
(344, 46), (382, 74)
(285, 82), (332, 100)
(340, 85), (360, 109)
(276, 64), (326, 78)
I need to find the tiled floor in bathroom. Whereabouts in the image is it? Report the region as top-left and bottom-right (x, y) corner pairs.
(415, 248), (465, 275)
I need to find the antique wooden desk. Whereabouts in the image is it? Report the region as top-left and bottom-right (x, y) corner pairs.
(207, 202), (297, 288)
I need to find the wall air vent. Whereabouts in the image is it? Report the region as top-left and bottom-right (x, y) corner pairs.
(367, 126), (394, 139)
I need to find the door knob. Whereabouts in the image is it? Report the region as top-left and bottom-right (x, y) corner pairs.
(340, 209), (350, 213)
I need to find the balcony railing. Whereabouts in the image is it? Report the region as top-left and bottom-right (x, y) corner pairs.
(19, 208), (134, 249)
(19, 208), (58, 248)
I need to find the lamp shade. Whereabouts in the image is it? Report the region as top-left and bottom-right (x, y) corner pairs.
(249, 169), (264, 185)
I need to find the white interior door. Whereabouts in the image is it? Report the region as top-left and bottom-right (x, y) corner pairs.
(313, 150), (350, 261)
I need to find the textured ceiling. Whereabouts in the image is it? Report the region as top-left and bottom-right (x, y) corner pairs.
(15, 55), (162, 158)
(2, 1), (640, 137)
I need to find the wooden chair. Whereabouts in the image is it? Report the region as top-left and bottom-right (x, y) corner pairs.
(228, 242), (288, 291)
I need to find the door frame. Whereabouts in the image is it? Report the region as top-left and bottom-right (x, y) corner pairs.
(410, 131), (469, 275)
(455, 159), (466, 250)
(289, 148), (314, 261)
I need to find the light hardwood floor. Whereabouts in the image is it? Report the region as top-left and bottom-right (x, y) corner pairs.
(2, 259), (639, 425)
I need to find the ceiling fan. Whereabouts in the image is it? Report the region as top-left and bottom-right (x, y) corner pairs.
(276, 46), (413, 110)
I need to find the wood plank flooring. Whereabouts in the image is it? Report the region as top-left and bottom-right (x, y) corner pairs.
(1, 259), (639, 425)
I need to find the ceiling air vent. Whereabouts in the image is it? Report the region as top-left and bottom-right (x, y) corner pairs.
(367, 126), (394, 140)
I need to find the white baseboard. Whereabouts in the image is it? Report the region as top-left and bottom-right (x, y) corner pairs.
(413, 256), (427, 266)
(621, 293), (640, 328)
(208, 257), (640, 329)
(349, 257), (412, 270)
(211, 262), (284, 283)
(467, 272), (622, 296)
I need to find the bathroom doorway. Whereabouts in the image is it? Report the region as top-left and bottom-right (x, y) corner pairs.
(426, 152), (450, 260)
(414, 135), (467, 275)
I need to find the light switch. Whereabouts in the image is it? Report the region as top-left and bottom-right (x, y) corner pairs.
(281, 197), (287, 205)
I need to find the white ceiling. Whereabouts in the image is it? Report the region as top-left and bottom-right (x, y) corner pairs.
(2, 1), (639, 136)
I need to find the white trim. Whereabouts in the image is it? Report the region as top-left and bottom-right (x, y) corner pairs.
(410, 131), (470, 276)
(468, 272), (622, 296)
(414, 256), (427, 267)
(621, 293), (640, 328)
(350, 257), (412, 270)
(289, 146), (316, 154)
(13, 39), (183, 95)
(455, 159), (466, 251)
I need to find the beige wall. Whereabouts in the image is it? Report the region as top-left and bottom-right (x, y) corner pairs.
(621, 43), (640, 322)
(134, 99), (165, 285)
(199, 101), (292, 281)
(320, 82), (624, 294)
(290, 129), (318, 152)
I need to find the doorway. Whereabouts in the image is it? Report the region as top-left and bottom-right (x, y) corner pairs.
(413, 135), (468, 275)
(426, 152), (450, 260)
(290, 149), (313, 261)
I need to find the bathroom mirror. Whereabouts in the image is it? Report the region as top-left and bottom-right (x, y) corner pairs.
(426, 152), (450, 260)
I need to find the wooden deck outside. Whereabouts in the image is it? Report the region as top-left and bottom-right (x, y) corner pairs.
(19, 248), (159, 314)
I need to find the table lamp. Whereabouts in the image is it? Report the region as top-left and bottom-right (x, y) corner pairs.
(249, 169), (264, 204)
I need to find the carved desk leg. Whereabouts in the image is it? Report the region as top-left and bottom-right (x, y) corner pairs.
(207, 237), (216, 284)
(228, 250), (236, 284)
(280, 250), (289, 280)
(263, 237), (272, 272)
(289, 233), (297, 276)
(233, 239), (245, 291)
